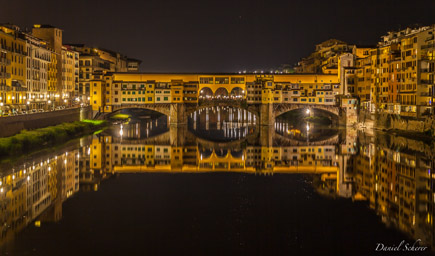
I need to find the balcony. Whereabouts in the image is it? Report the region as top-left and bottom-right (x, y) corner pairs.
(420, 92), (432, 97)
(0, 58), (11, 65)
(0, 72), (11, 79)
(420, 79), (433, 85)
(0, 84), (11, 91)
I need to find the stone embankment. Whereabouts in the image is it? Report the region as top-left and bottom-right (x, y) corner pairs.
(357, 110), (435, 138)
(0, 106), (92, 137)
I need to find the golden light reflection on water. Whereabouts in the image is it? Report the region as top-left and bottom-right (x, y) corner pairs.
(0, 118), (433, 250)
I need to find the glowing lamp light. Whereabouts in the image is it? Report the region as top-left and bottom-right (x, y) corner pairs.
(119, 124), (124, 136)
(306, 109), (310, 114)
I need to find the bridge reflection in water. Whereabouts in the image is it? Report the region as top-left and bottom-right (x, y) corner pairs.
(0, 113), (434, 252)
(188, 106), (256, 141)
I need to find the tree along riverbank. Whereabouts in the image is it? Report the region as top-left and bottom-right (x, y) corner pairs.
(0, 120), (107, 159)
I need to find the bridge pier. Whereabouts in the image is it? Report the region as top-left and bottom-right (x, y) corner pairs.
(169, 124), (187, 146)
(338, 107), (358, 127)
(260, 104), (274, 126)
(170, 103), (187, 125)
(260, 125), (275, 147)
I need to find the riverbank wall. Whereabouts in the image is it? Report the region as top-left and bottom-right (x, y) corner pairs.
(0, 106), (92, 137)
(358, 110), (435, 137)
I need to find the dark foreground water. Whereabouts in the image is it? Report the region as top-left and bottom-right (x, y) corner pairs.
(8, 174), (411, 256)
(0, 108), (434, 256)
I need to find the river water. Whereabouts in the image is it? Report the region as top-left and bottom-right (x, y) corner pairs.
(0, 107), (434, 256)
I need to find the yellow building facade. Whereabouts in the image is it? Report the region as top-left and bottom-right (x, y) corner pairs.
(91, 73), (341, 113)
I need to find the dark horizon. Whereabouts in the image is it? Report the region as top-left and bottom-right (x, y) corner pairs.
(1, 0), (434, 72)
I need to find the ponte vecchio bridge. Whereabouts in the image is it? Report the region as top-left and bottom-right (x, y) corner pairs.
(91, 73), (358, 126)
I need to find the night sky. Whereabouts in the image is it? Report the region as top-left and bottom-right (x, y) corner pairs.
(1, 0), (434, 72)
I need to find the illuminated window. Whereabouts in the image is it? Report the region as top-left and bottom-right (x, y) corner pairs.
(200, 77), (213, 84)
(215, 77), (229, 84)
(231, 77), (244, 84)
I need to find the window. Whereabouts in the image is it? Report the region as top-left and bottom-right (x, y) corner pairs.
(156, 97), (160, 101)
(231, 77), (244, 84)
(148, 97), (152, 101)
(215, 77), (229, 84)
(200, 77), (213, 84)
(164, 97), (168, 101)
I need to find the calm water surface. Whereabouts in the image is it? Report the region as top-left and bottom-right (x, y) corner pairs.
(0, 107), (434, 256)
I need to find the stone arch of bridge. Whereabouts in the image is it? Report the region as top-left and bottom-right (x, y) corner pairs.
(109, 105), (171, 117)
(199, 87), (214, 98)
(229, 87), (244, 96)
(214, 87), (229, 98)
(198, 84), (247, 95)
(274, 104), (341, 119)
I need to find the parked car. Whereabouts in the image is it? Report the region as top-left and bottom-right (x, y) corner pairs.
(38, 109), (44, 112)
(31, 109), (37, 113)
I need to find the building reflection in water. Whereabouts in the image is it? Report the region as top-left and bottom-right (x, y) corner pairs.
(0, 109), (433, 250)
(188, 106), (256, 141)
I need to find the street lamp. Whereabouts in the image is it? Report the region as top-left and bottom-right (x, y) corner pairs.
(306, 109), (310, 115)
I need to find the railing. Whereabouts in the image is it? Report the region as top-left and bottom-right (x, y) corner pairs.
(0, 58), (11, 65)
(420, 79), (433, 84)
(0, 72), (11, 79)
